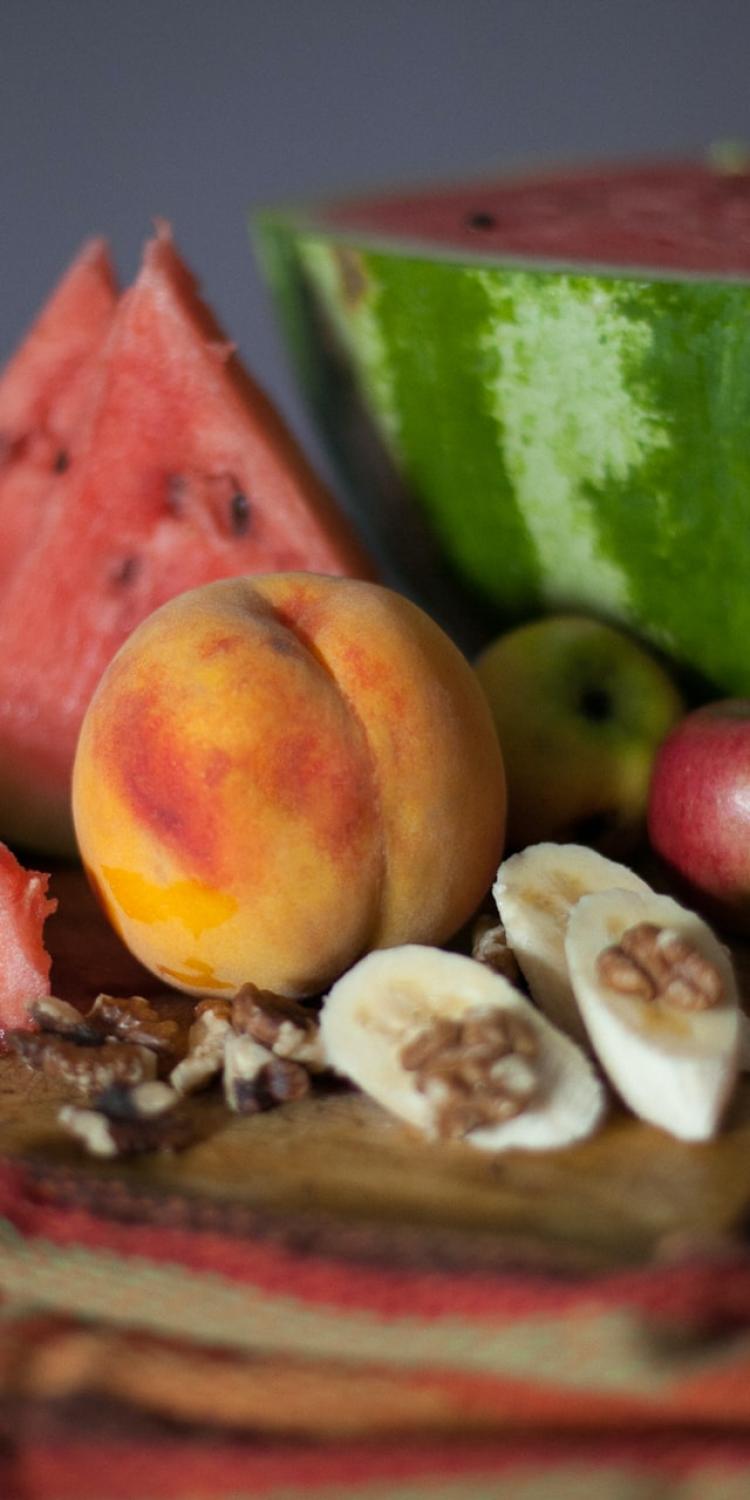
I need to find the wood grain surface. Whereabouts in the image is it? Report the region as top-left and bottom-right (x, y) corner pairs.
(3, 864), (750, 1275)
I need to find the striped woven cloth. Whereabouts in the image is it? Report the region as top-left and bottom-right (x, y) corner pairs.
(2, 1155), (750, 1499)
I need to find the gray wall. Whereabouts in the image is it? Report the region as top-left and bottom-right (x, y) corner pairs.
(2, 0), (748, 475)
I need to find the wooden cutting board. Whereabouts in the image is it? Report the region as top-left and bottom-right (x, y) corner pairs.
(3, 863), (750, 1276)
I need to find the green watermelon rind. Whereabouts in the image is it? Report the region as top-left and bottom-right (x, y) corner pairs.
(254, 206), (750, 694)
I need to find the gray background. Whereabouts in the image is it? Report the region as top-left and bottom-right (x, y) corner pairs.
(2, 0), (749, 476)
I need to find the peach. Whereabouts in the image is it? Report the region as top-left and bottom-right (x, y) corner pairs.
(72, 574), (506, 997)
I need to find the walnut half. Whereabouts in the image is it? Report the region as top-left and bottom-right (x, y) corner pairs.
(400, 1006), (541, 1139)
(596, 923), (724, 1011)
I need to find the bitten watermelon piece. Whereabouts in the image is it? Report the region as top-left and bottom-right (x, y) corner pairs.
(0, 224), (372, 853)
(255, 158), (750, 687)
(0, 842), (56, 1045)
(0, 238), (118, 588)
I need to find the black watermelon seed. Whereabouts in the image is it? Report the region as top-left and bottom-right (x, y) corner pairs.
(54, 449), (69, 473)
(166, 474), (186, 515)
(466, 211), (497, 230)
(111, 556), (140, 586)
(230, 491), (251, 536)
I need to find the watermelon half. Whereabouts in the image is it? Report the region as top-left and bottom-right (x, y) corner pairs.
(255, 158), (750, 687)
(0, 224), (372, 854)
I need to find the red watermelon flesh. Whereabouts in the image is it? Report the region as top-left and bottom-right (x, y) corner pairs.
(322, 159), (750, 274)
(0, 238), (118, 589)
(0, 842), (56, 1046)
(0, 223), (372, 854)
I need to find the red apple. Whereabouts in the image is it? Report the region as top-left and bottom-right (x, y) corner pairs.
(647, 699), (750, 933)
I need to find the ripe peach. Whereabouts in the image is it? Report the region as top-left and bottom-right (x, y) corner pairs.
(72, 574), (505, 997)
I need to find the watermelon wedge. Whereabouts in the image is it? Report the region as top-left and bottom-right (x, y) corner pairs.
(0, 842), (56, 1045)
(0, 238), (118, 588)
(0, 224), (372, 854)
(255, 158), (750, 688)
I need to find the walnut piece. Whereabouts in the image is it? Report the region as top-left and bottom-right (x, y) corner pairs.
(400, 1006), (541, 1139)
(223, 1033), (310, 1115)
(27, 994), (104, 1045)
(25, 991), (180, 1066)
(95, 1080), (180, 1120)
(195, 997), (234, 1026)
(471, 916), (522, 985)
(169, 1000), (233, 1095)
(9, 1031), (158, 1096)
(59, 1079), (193, 1158)
(232, 983), (325, 1070)
(88, 994), (180, 1056)
(596, 923), (724, 1011)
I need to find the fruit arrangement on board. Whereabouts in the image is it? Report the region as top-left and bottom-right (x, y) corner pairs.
(4, 164), (750, 1178)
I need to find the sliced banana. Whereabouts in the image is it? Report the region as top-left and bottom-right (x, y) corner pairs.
(493, 843), (651, 1044)
(565, 888), (741, 1141)
(320, 945), (606, 1151)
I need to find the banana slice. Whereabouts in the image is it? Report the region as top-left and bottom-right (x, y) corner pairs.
(494, 843), (651, 1044)
(320, 945), (606, 1151)
(565, 888), (741, 1141)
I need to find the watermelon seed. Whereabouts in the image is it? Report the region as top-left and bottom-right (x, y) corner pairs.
(111, 556), (140, 586)
(466, 211), (497, 230)
(166, 474), (186, 515)
(230, 491), (251, 536)
(54, 449), (69, 473)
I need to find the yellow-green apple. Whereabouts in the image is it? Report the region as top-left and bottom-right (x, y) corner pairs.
(474, 614), (682, 854)
(72, 573), (506, 998)
(648, 699), (750, 934)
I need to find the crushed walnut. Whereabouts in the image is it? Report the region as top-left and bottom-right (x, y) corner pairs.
(169, 998), (233, 1095)
(25, 991), (180, 1067)
(171, 985), (324, 1103)
(87, 994), (180, 1058)
(59, 1079), (194, 1158)
(223, 1032), (310, 1115)
(471, 916), (522, 986)
(27, 994), (105, 1045)
(232, 983), (325, 1069)
(400, 1006), (541, 1139)
(596, 923), (724, 1011)
(28, 990), (180, 1062)
(10, 1031), (158, 1096)
(10, 989), (183, 1097)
